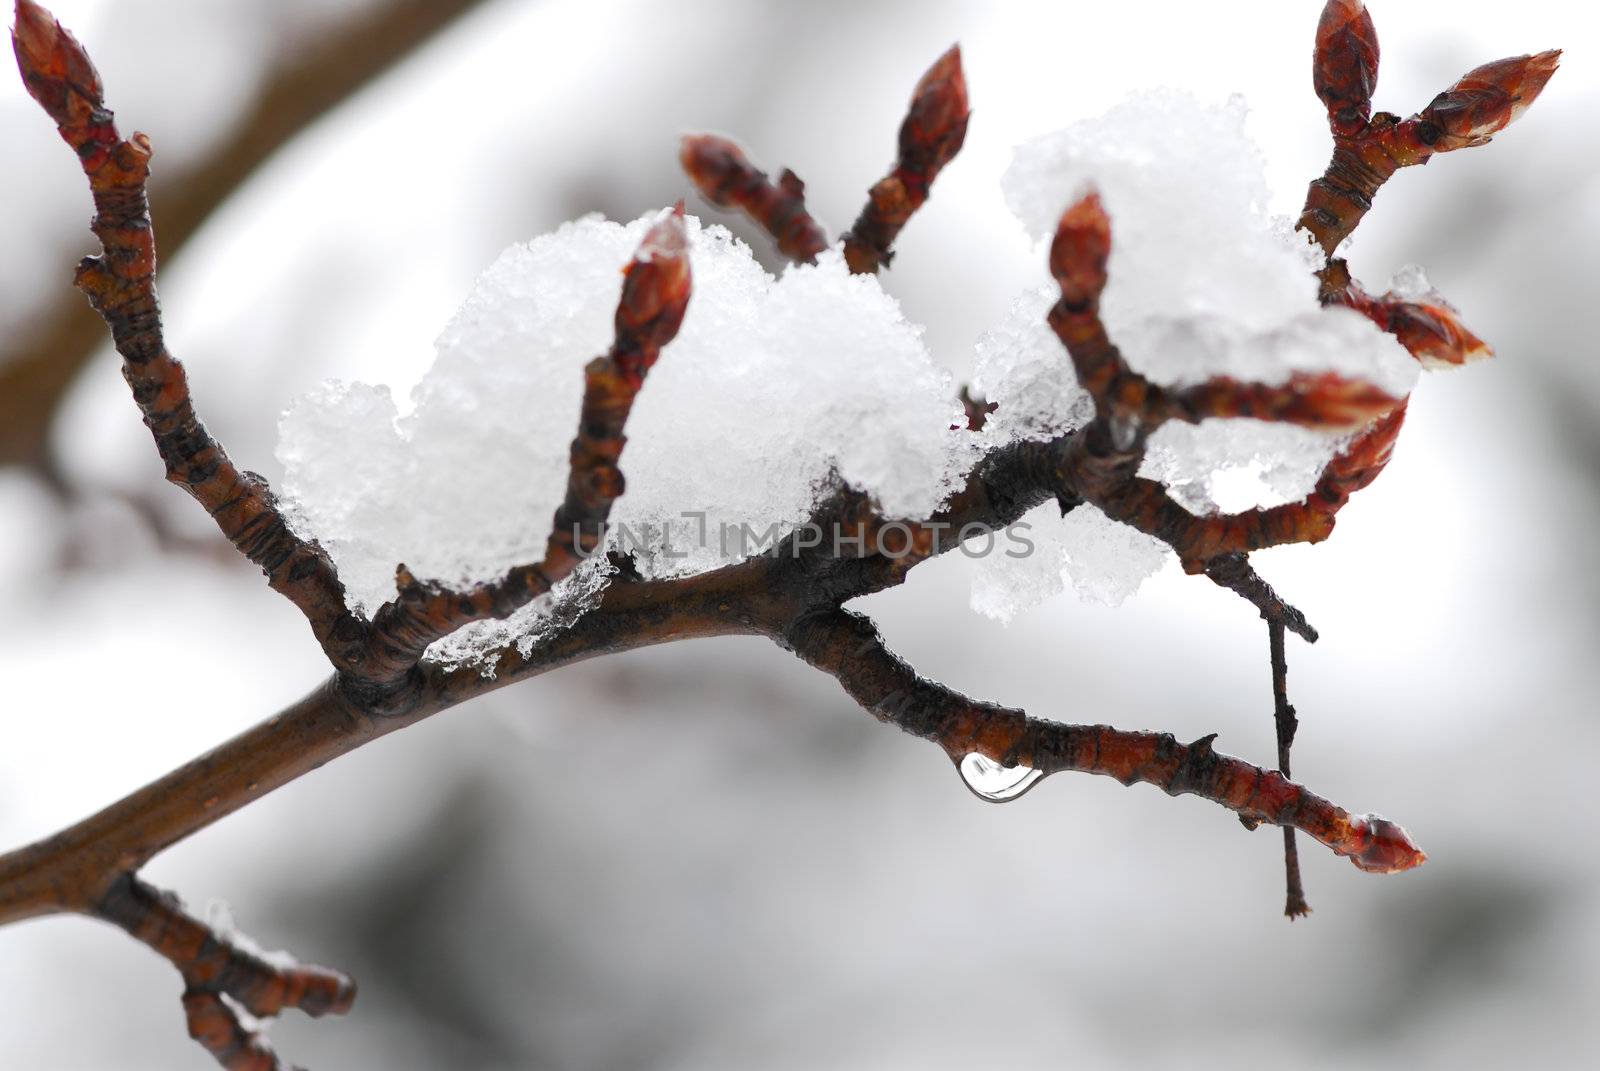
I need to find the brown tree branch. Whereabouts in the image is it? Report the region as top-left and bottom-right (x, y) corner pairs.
(1301, 0), (1558, 255)
(0, 0), (489, 477)
(99, 874), (355, 1070)
(783, 608), (1423, 872)
(1268, 619), (1311, 917)
(12, 0), (366, 669)
(1, 0), (1558, 1061)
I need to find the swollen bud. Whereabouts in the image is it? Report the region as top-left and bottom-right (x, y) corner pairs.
(678, 132), (827, 265)
(614, 203), (691, 373)
(1313, 0), (1380, 137)
(678, 133), (753, 208)
(1385, 300), (1492, 369)
(898, 44), (970, 182)
(1049, 191), (1112, 309)
(1418, 49), (1561, 151)
(1348, 814), (1427, 874)
(11, 0), (104, 125)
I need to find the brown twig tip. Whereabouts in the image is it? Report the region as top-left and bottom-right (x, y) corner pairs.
(1347, 814), (1427, 873)
(899, 44), (969, 183)
(1313, 0), (1380, 136)
(1420, 49), (1562, 151)
(839, 44), (970, 275)
(11, 0), (103, 122)
(1049, 191), (1112, 309)
(678, 133), (828, 265)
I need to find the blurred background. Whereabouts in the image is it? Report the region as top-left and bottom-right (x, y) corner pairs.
(1, 0), (1596, 1067)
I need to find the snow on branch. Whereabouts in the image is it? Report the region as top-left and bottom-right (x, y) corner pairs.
(1, 0), (1562, 1065)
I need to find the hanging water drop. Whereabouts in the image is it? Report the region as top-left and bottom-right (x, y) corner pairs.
(958, 753), (1044, 803)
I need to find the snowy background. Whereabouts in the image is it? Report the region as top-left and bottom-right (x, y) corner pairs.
(2, 0), (1598, 1067)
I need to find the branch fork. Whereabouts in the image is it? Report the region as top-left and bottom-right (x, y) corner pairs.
(5, 0), (1558, 1063)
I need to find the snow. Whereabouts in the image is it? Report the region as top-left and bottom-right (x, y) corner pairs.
(970, 501), (1168, 622)
(278, 213), (970, 638)
(280, 92), (1429, 644)
(964, 90), (1426, 618)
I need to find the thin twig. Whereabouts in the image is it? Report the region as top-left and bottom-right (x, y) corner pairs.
(2, 2), (1557, 1063)
(1269, 619), (1311, 918)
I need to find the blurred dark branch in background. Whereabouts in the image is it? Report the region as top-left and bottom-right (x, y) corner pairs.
(0, 0), (487, 483)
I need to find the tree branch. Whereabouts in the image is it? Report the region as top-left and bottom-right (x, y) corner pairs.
(1302, 0), (1558, 255)
(783, 608), (1424, 872)
(12, 0), (366, 668)
(98, 874), (355, 1070)
(2, 0), (1558, 1061)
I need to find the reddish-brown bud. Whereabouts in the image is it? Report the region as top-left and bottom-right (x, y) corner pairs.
(678, 133), (755, 208)
(614, 204), (691, 377)
(678, 133), (828, 264)
(1348, 814), (1427, 874)
(1385, 300), (1492, 368)
(1333, 279), (1493, 368)
(1418, 49), (1561, 151)
(1313, 0), (1380, 137)
(897, 44), (969, 189)
(1049, 191), (1112, 309)
(12, 0), (104, 124)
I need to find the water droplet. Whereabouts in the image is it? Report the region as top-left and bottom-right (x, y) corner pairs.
(958, 753), (1044, 803)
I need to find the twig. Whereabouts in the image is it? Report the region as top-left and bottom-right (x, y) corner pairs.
(1268, 620), (1311, 918)
(1205, 554), (1318, 644)
(683, 45), (969, 276)
(784, 609), (1422, 872)
(678, 135), (828, 264)
(12, 0), (365, 669)
(99, 874), (354, 1070)
(1, 1), (1556, 1063)
(1302, 0), (1559, 255)
(840, 45), (968, 274)
(359, 206), (692, 693)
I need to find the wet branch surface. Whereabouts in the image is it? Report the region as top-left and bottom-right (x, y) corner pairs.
(2, 1), (1557, 1065)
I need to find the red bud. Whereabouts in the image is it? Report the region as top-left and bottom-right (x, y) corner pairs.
(1348, 814), (1427, 874)
(1385, 300), (1492, 368)
(898, 44), (969, 183)
(1049, 192), (1112, 309)
(1418, 49), (1561, 151)
(1313, 0), (1380, 137)
(614, 205), (691, 374)
(678, 133), (753, 208)
(11, 0), (104, 127)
